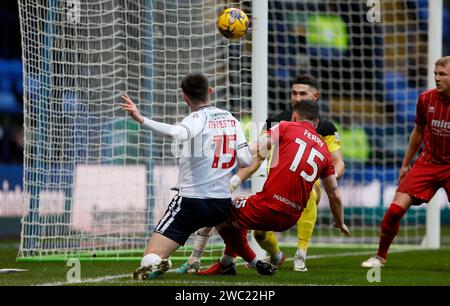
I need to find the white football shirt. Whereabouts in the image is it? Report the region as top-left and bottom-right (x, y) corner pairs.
(175, 105), (251, 198)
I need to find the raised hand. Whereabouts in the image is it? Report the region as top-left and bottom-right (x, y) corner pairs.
(121, 94), (144, 124)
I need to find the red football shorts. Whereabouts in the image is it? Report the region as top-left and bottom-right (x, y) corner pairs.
(397, 160), (450, 203)
(230, 196), (300, 232)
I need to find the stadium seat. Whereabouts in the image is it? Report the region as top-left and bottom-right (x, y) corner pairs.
(0, 92), (21, 113)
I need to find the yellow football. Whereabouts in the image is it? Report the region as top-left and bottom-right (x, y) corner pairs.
(217, 8), (249, 39)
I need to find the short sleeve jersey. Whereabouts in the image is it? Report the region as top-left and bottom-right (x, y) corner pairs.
(252, 121), (335, 218)
(176, 106), (250, 198)
(415, 88), (450, 164)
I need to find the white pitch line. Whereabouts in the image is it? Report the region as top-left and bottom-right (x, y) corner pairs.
(106, 279), (327, 286)
(33, 248), (412, 286)
(36, 274), (130, 286)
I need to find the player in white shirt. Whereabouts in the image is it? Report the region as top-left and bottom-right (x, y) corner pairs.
(120, 73), (252, 280)
(174, 106), (250, 199)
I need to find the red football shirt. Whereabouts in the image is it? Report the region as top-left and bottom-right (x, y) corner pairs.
(252, 121), (335, 219)
(415, 89), (450, 164)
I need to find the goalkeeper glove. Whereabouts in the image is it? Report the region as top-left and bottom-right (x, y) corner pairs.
(230, 175), (242, 193)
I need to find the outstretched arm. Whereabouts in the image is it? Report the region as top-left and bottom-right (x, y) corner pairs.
(322, 175), (350, 236)
(121, 94), (194, 141)
(121, 94), (145, 124)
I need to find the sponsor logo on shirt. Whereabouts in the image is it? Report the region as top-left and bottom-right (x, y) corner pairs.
(273, 194), (302, 211)
(431, 119), (450, 136)
(431, 119), (450, 129)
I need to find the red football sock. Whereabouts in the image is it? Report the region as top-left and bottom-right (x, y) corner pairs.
(218, 226), (256, 263)
(377, 203), (407, 260)
(224, 244), (238, 258)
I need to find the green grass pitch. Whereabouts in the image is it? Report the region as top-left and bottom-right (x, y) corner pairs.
(1, 240), (449, 286)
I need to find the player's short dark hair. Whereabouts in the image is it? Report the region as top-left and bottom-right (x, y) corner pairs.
(292, 100), (320, 121)
(181, 73), (209, 103)
(292, 74), (319, 90)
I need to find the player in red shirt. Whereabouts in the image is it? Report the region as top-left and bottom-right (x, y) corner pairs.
(362, 56), (450, 268)
(199, 100), (350, 275)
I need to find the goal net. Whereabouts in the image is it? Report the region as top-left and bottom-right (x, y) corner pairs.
(17, 0), (447, 262)
(265, 0), (448, 247)
(17, 0), (251, 261)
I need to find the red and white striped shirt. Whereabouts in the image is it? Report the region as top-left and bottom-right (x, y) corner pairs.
(415, 88), (450, 164)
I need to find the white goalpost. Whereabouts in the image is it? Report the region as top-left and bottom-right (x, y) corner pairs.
(422, 0), (442, 249)
(17, 0), (446, 262)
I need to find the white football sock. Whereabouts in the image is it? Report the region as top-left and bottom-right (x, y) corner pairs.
(270, 251), (283, 263)
(247, 258), (258, 268)
(141, 253), (162, 268)
(220, 254), (236, 266)
(188, 228), (212, 264)
(296, 248), (307, 259)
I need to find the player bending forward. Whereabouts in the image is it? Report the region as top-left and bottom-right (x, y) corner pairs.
(177, 74), (345, 274)
(362, 56), (450, 268)
(121, 73), (274, 280)
(198, 101), (350, 275)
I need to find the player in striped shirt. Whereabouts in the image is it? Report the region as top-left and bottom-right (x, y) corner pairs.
(362, 56), (450, 268)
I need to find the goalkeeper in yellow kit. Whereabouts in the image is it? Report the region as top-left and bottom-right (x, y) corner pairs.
(176, 74), (345, 273)
(231, 74), (345, 272)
